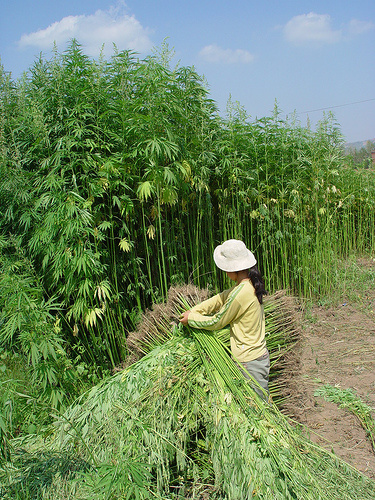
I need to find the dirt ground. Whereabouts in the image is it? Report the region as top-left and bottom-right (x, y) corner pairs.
(284, 259), (375, 479)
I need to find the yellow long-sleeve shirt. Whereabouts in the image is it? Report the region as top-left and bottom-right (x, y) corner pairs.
(188, 279), (266, 362)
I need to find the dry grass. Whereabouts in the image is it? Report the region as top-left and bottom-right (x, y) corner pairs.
(125, 284), (210, 363)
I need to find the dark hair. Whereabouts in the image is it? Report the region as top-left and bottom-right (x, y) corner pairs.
(248, 265), (267, 304)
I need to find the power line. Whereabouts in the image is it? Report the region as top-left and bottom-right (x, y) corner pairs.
(289, 98), (375, 116)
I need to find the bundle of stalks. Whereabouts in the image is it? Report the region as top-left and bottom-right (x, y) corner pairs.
(126, 285), (211, 359)
(2, 287), (375, 499)
(126, 285), (300, 404)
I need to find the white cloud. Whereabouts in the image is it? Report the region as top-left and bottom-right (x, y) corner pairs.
(17, 7), (153, 56)
(283, 12), (342, 44)
(199, 44), (254, 64)
(348, 19), (374, 36)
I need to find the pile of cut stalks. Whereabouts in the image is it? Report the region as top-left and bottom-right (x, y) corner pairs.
(2, 286), (375, 499)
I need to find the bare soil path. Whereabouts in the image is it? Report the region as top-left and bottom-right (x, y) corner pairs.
(285, 259), (375, 479)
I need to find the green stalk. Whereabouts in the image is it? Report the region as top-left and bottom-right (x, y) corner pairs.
(157, 188), (168, 300)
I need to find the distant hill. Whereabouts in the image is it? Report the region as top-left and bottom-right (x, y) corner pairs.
(344, 139), (375, 152)
(344, 138), (375, 166)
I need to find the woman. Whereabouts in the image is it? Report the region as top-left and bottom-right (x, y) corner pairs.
(179, 239), (269, 400)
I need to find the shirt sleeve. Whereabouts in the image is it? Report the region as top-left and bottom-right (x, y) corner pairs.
(188, 285), (243, 331)
(190, 289), (230, 316)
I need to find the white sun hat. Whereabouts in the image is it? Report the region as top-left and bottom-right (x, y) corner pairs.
(213, 239), (257, 272)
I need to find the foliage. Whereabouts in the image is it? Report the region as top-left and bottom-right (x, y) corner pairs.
(0, 449), (91, 499)
(0, 349), (41, 461)
(1, 40), (375, 374)
(315, 384), (375, 452)
(0, 236), (78, 405)
(345, 140), (375, 169)
(1, 36), (375, 500)
(0, 236), (95, 457)
(1, 290), (374, 499)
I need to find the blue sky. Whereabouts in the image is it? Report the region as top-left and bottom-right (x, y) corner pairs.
(1, 0), (374, 143)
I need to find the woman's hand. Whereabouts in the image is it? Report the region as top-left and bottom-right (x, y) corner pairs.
(179, 311), (190, 326)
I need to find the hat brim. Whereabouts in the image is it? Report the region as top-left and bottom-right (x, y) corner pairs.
(213, 244), (257, 272)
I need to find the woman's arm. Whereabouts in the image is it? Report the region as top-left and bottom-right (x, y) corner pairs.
(179, 288), (232, 326)
(186, 285), (243, 331)
(190, 290), (229, 315)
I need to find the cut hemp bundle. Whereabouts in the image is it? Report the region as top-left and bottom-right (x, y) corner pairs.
(2, 287), (375, 499)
